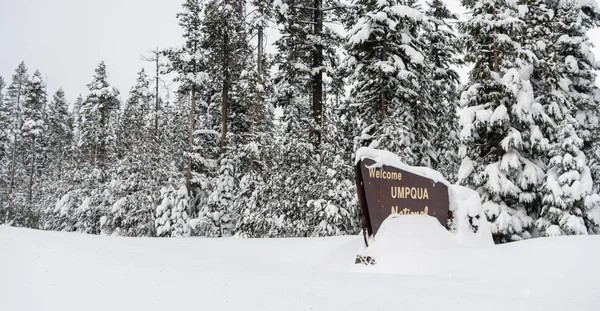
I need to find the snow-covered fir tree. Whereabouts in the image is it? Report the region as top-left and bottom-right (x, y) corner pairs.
(422, 0), (462, 181)
(232, 34), (277, 237)
(344, 0), (428, 166)
(122, 69), (152, 154)
(21, 70), (47, 207)
(537, 116), (594, 236)
(0, 76), (6, 198)
(0, 76), (7, 223)
(458, 0), (549, 243)
(46, 88), (72, 177)
(197, 0), (251, 237)
(2, 62), (29, 224)
(550, 0), (600, 233)
(79, 61), (118, 170)
(155, 183), (191, 237)
(307, 99), (359, 236)
(71, 94), (83, 152)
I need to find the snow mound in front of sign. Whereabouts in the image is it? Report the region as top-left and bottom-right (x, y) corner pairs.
(358, 214), (494, 275)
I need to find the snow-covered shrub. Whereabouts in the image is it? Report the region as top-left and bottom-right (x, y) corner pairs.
(155, 184), (191, 237)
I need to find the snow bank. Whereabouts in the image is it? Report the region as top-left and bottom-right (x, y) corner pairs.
(357, 214), (493, 274)
(1, 226), (600, 311)
(450, 185), (494, 247)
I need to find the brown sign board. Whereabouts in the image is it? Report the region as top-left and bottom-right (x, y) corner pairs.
(355, 158), (450, 237)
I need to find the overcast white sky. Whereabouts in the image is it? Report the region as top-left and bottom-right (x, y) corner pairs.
(0, 0), (184, 103)
(1, 0), (599, 105)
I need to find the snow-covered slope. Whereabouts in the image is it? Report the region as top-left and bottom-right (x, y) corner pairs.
(1, 223), (599, 311)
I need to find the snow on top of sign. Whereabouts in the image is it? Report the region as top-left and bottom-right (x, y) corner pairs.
(355, 147), (450, 185)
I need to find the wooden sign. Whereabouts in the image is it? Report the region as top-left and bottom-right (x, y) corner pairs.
(355, 158), (450, 237)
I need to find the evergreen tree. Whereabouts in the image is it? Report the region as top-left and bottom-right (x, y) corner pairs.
(307, 99), (359, 236)
(0, 76), (6, 188)
(422, 0), (461, 180)
(537, 116), (593, 236)
(21, 70), (47, 206)
(155, 183), (191, 237)
(79, 62), (118, 170)
(344, 0), (428, 166)
(198, 0), (250, 236)
(164, 0), (214, 198)
(551, 1), (600, 233)
(3, 62), (29, 222)
(46, 88), (72, 177)
(0, 76), (6, 223)
(72, 94), (83, 152)
(457, 0), (548, 243)
(122, 69), (152, 153)
(0, 76), (5, 158)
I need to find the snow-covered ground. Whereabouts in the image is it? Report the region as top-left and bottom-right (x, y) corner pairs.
(1, 217), (599, 311)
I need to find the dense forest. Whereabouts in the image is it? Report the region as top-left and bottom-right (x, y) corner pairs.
(1, 0), (600, 243)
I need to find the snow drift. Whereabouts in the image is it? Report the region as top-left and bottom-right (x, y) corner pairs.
(2, 225), (600, 311)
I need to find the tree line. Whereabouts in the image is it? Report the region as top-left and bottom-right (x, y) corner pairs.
(1, 0), (599, 243)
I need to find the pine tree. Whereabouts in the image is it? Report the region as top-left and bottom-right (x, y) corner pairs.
(164, 0), (213, 197)
(537, 116), (592, 236)
(0, 76), (6, 184)
(422, 0), (461, 180)
(307, 99), (359, 236)
(72, 94), (83, 150)
(79, 62), (118, 170)
(46, 88), (72, 177)
(457, 0), (548, 243)
(3, 62), (29, 221)
(155, 183), (191, 237)
(344, 0), (427, 165)
(551, 1), (600, 233)
(0, 76), (6, 223)
(0, 76), (5, 157)
(21, 70), (46, 205)
(122, 69), (152, 154)
(197, 0), (251, 236)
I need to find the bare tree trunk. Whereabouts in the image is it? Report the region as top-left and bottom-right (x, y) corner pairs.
(186, 85), (196, 196)
(380, 33), (388, 121)
(312, 0), (323, 150)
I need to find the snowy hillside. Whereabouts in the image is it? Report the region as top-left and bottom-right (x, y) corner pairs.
(2, 218), (599, 311)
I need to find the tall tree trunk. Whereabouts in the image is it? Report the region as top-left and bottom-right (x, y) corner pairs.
(8, 132), (17, 198)
(492, 10), (499, 74)
(186, 85), (196, 196)
(8, 84), (22, 198)
(256, 19), (264, 134)
(221, 81), (228, 154)
(380, 33), (388, 121)
(220, 32), (229, 154)
(312, 0), (323, 150)
(27, 138), (35, 203)
(154, 47), (160, 140)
